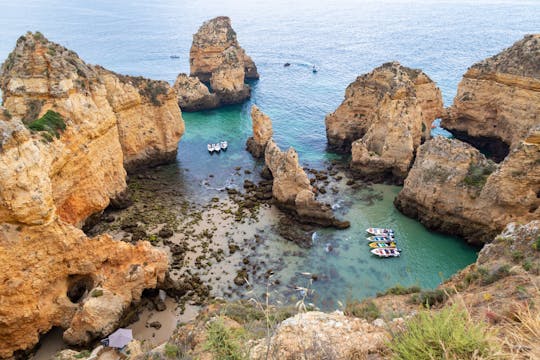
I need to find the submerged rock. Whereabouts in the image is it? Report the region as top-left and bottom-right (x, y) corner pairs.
(0, 32), (173, 357)
(395, 131), (540, 244)
(246, 105), (273, 158)
(442, 34), (540, 161)
(326, 62), (443, 183)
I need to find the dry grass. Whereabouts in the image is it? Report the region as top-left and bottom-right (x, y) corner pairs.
(501, 304), (540, 359)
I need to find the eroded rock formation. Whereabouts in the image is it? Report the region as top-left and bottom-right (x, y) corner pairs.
(394, 131), (540, 244)
(176, 16), (257, 110)
(264, 139), (349, 228)
(326, 62), (443, 183)
(173, 73), (219, 111)
(442, 34), (540, 161)
(246, 105), (273, 158)
(0, 32), (177, 357)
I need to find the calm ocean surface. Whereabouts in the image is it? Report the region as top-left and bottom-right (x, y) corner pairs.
(2, 0), (539, 306)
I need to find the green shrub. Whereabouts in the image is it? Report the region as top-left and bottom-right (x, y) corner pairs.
(91, 289), (103, 297)
(533, 236), (540, 251)
(409, 289), (449, 307)
(480, 265), (511, 285)
(74, 350), (91, 358)
(462, 161), (496, 189)
(27, 110), (66, 139)
(344, 299), (380, 321)
(388, 305), (496, 360)
(203, 317), (247, 360)
(164, 343), (179, 358)
(377, 285), (421, 297)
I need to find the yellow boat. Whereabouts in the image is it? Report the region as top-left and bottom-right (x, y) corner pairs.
(369, 241), (397, 248)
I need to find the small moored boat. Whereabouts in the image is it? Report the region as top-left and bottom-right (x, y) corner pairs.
(369, 241), (397, 248)
(366, 236), (395, 243)
(207, 144), (214, 153)
(220, 141), (228, 150)
(371, 248), (400, 258)
(366, 228), (394, 236)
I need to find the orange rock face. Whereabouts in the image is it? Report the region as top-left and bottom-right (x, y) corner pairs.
(246, 105), (273, 158)
(325, 62), (443, 183)
(442, 34), (540, 161)
(0, 32), (177, 357)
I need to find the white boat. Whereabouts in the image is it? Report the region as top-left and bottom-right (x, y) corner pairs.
(207, 144), (214, 153)
(371, 248), (400, 258)
(220, 141), (228, 150)
(366, 227), (394, 236)
(366, 236), (395, 243)
(213, 144), (221, 152)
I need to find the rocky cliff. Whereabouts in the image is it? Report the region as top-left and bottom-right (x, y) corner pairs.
(394, 131), (539, 244)
(173, 73), (219, 111)
(0, 32), (178, 357)
(264, 139), (349, 228)
(246, 105), (273, 158)
(325, 62), (443, 183)
(442, 34), (540, 161)
(178, 16), (257, 110)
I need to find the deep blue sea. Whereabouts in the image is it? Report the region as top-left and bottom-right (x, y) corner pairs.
(2, 0), (539, 308)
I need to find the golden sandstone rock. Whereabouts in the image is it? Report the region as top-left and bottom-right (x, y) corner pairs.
(246, 105), (273, 158)
(442, 34), (540, 161)
(0, 32), (181, 357)
(326, 62), (443, 183)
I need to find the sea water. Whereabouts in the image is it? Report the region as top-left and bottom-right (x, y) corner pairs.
(2, 0), (539, 306)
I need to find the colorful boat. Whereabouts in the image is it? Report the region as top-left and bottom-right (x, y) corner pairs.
(369, 242), (397, 248)
(366, 236), (395, 243)
(366, 227), (394, 236)
(371, 248), (400, 258)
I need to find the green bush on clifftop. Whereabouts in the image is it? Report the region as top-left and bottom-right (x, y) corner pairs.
(27, 110), (66, 140)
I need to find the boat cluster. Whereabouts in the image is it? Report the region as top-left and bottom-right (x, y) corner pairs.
(365, 228), (401, 258)
(207, 141), (228, 154)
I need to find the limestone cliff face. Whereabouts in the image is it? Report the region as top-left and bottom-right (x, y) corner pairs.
(190, 16), (258, 82)
(246, 105), (273, 158)
(180, 16), (257, 109)
(264, 139), (348, 228)
(173, 73), (219, 112)
(394, 132), (539, 244)
(0, 32), (174, 357)
(325, 62), (443, 183)
(442, 34), (540, 161)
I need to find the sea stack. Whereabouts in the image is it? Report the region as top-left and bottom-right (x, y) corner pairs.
(325, 62), (443, 183)
(175, 16), (258, 111)
(442, 34), (540, 161)
(264, 139), (349, 229)
(0, 32), (179, 356)
(246, 105), (273, 158)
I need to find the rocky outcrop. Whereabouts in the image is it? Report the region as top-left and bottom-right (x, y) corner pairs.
(173, 73), (219, 111)
(179, 16), (257, 110)
(246, 105), (273, 158)
(250, 311), (389, 359)
(190, 16), (258, 82)
(325, 62), (443, 183)
(394, 131), (539, 244)
(0, 32), (174, 357)
(442, 34), (540, 161)
(1, 32), (184, 174)
(264, 139), (349, 229)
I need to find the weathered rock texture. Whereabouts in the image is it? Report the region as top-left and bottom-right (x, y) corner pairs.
(173, 73), (219, 111)
(442, 34), (540, 161)
(178, 16), (257, 110)
(250, 311), (389, 360)
(246, 105), (273, 158)
(326, 62), (443, 183)
(394, 132), (540, 245)
(264, 139), (349, 228)
(0, 32), (175, 357)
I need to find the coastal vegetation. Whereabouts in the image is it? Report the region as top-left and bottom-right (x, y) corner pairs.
(27, 109), (66, 140)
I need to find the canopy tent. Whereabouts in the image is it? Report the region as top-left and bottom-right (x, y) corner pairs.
(107, 328), (133, 348)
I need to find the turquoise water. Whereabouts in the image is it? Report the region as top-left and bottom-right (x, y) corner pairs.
(3, 0), (539, 306)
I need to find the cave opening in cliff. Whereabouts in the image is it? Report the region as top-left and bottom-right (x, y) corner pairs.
(446, 128), (510, 163)
(67, 274), (94, 303)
